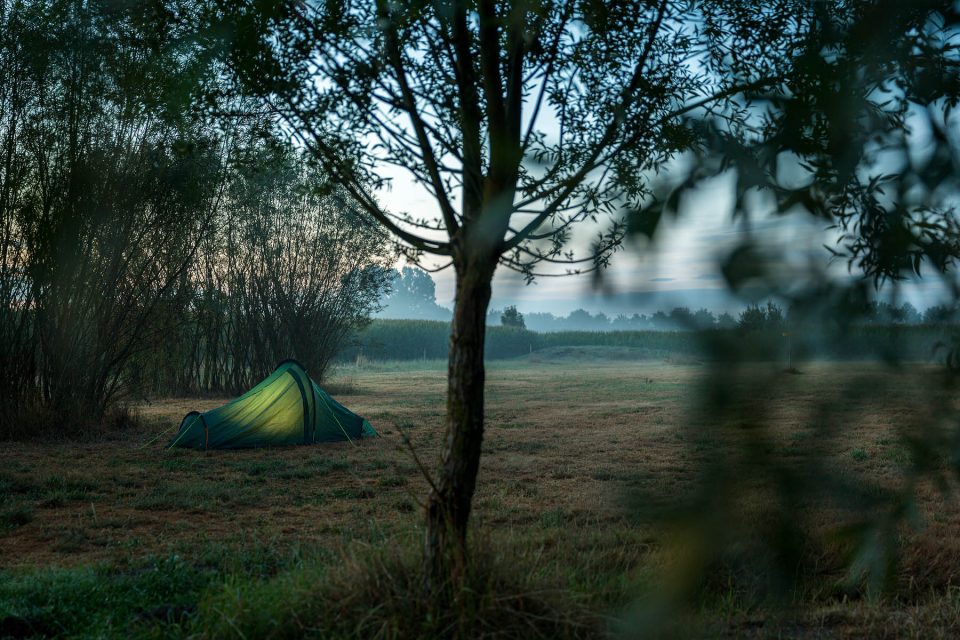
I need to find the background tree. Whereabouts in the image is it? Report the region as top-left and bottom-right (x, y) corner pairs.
(738, 302), (785, 332)
(500, 305), (525, 329)
(525, 311), (559, 332)
(612, 313), (635, 331)
(923, 304), (958, 325)
(166, 140), (392, 394)
(380, 266), (451, 320)
(692, 308), (717, 329)
(716, 312), (737, 329)
(0, 0), (392, 433)
(565, 308), (607, 331)
(669, 306), (695, 328)
(651, 310), (672, 330)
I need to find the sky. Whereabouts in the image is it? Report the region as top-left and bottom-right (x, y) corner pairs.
(381, 169), (750, 316)
(375, 163), (951, 317)
(370, 95), (960, 319)
(348, 5), (960, 320)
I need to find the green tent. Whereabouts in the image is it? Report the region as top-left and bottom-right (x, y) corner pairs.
(168, 359), (376, 450)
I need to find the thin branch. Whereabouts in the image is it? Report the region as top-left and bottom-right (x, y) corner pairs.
(502, 0), (671, 251)
(377, 0), (460, 234)
(520, 0), (573, 152)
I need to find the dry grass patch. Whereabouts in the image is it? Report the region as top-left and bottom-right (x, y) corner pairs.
(1, 360), (960, 637)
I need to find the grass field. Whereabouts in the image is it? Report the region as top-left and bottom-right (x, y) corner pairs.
(2, 357), (960, 638)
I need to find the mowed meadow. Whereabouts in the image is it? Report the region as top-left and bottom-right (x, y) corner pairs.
(3, 355), (960, 638)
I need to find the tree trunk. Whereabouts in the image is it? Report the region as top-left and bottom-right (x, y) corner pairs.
(424, 254), (495, 592)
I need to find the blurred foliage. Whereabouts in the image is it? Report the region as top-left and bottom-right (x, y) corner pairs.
(625, 0), (960, 628)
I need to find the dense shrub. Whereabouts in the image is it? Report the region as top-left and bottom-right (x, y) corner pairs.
(0, 3), (389, 437)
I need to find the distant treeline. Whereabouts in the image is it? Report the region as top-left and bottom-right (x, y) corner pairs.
(380, 265), (958, 332)
(340, 318), (960, 363)
(487, 300), (959, 332)
(338, 320), (701, 361)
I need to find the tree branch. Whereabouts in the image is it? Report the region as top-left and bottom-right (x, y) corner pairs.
(377, 0), (460, 235)
(502, 0), (671, 251)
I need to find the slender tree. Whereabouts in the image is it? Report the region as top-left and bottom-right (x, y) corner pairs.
(203, 0), (957, 586)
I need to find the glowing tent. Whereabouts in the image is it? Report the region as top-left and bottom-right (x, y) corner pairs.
(168, 359), (375, 449)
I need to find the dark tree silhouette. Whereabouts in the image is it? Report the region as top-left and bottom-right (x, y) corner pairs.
(381, 267), (451, 320)
(716, 312), (737, 329)
(500, 305), (525, 329)
(692, 308), (717, 329)
(737, 302), (785, 332)
(669, 306), (695, 327)
(924, 304), (958, 325)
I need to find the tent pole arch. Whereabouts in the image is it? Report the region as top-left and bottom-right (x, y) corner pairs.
(274, 359), (315, 444)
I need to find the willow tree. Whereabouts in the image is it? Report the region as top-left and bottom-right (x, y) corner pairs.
(207, 0), (833, 581)
(0, 0), (234, 434)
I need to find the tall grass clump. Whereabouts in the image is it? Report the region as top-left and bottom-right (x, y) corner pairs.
(195, 543), (595, 640)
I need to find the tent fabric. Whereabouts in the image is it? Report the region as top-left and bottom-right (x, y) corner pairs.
(168, 359), (376, 449)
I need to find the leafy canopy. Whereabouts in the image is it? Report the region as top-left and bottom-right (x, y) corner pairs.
(202, 0), (816, 278)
